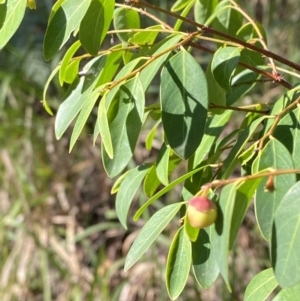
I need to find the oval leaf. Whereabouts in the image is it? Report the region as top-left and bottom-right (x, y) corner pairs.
(113, 7), (140, 43)
(272, 181), (300, 288)
(255, 138), (296, 241)
(116, 164), (151, 229)
(59, 40), (81, 86)
(143, 165), (161, 198)
(194, 0), (218, 25)
(274, 107), (300, 169)
(55, 56), (106, 139)
(166, 227), (192, 300)
(124, 203), (183, 271)
(0, 0), (27, 49)
(44, 0), (91, 61)
(102, 76), (145, 178)
(156, 143), (170, 186)
(79, 0), (114, 55)
(192, 227), (219, 289)
(140, 34), (183, 91)
(211, 46), (241, 91)
(211, 183), (237, 292)
(69, 89), (99, 152)
(244, 268), (278, 301)
(160, 49), (208, 159)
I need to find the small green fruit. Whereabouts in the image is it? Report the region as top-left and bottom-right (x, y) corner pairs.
(187, 196), (217, 229)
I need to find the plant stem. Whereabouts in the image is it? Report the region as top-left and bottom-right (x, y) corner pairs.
(206, 168), (300, 189)
(129, 0), (300, 73)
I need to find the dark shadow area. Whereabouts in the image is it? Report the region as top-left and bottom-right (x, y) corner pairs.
(0, 2), (7, 29)
(214, 199), (224, 236)
(192, 229), (210, 265)
(274, 110), (300, 157)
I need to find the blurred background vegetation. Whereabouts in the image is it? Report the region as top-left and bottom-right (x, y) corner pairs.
(0, 1), (299, 300)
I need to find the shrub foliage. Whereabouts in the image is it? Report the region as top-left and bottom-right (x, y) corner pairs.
(2, 0), (300, 299)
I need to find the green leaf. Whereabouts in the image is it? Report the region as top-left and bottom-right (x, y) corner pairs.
(192, 227), (219, 289)
(98, 93), (113, 159)
(79, 0), (114, 55)
(124, 203), (183, 271)
(194, 0), (218, 25)
(102, 76), (145, 178)
(244, 268), (278, 301)
(206, 61), (226, 114)
(255, 138), (296, 241)
(55, 56), (106, 139)
(42, 65), (61, 116)
(263, 87), (300, 135)
(221, 115), (269, 178)
(95, 45), (123, 88)
(69, 89), (99, 152)
(129, 24), (161, 45)
(236, 22), (266, 71)
(171, 0), (193, 12)
(173, 0), (195, 31)
(272, 282), (300, 301)
(64, 59), (80, 84)
(0, 0), (27, 49)
(191, 110), (232, 168)
(160, 49), (208, 159)
(44, 0), (91, 61)
(134, 164), (210, 221)
(230, 178), (261, 248)
(212, 0), (243, 35)
(140, 34), (183, 91)
(272, 181), (300, 288)
(274, 107), (300, 169)
(166, 227), (192, 300)
(211, 183), (237, 291)
(145, 120), (160, 151)
(104, 57), (145, 108)
(238, 142), (259, 166)
(59, 40), (81, 86)
(111, 170), (130, 194)
(226, 69), (261, 106)
(156, 143), (170, 186)
(116, 164), (151, 229)
(113, 7), (140, 43)
(211, 46), (240, 91)
(143, 165), (161, 198)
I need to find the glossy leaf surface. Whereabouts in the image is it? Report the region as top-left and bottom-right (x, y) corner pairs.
(272, 181), (300, 287)
(244, 268), (278, 301)
(116, 164), (151, 229)
(55, 56), (106, 139)
(125, 203), (182, 271)
(211, 46), (240, 91)
(44, 0), (90, 60)
(79, 0), (114, 55)
(160, 49), (208, 159)
(166, 227), (191, 300)
(192, 227), (219, 288)
(255, 138), (296, 241)
(102, 76), (145, 178)
(274, 107), (300, 168)
(0, 0), (27, 49)
(211, 183), (237, 291)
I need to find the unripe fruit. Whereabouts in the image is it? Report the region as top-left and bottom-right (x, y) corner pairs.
(187, 196), (217, 229)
